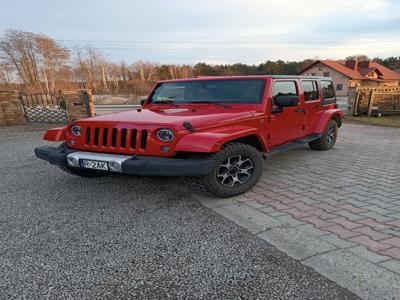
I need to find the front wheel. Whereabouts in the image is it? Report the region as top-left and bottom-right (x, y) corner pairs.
(186, 143), (264, 198)
(309, 119), (338, 151)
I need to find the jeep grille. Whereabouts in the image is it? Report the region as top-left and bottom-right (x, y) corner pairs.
(84, 126), (149, 150)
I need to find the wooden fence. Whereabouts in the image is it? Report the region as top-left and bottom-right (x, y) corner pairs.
(351, 86), (400, 116)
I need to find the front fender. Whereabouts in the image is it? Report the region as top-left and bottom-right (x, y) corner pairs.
(175, 125), (265, 153)
(43, 126), (67, 141)
(315, 109), (343, 133)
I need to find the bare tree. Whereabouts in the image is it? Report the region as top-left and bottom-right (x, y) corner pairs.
(35, 34), (70, 92)
(73, 46), (114, 93)
(345, 54), (370, 61)
(0, 30), (39, 87)
(0, 29), (70, 92)
(119, 60), (131, 81)
(131, 60), (158, 81)
(0, 62), (17, 88)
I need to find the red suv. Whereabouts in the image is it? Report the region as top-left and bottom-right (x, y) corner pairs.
(35, 76), (342, 197)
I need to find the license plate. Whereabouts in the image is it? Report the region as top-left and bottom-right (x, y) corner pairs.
(79, 159), (109, 171)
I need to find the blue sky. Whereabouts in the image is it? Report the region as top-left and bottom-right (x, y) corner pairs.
(1, 0), (399, 64)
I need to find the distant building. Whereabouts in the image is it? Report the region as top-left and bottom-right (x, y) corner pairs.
(299, 60), (400, 96)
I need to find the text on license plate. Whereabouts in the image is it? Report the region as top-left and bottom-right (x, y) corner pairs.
(80, 159), (109, 171)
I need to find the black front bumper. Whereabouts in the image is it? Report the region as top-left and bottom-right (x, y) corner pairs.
(34, 146), (214, 177)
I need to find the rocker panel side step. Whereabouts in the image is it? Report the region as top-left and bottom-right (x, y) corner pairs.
(266, 134), (323, 156)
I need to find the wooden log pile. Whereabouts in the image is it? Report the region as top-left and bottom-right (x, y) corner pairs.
(353, 86), (400, 116)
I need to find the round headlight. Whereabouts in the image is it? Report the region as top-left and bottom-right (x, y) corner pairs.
(71, 125), (82, 137)
(156, 129), (174, 142)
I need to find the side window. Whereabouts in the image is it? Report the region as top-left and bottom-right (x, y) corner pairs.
(323, 72), (330, 77)
(321, 80), (335, 101)
(272, 81), (298, 107)
(336, 84), (343, 91)
(301, 80), (319, 101)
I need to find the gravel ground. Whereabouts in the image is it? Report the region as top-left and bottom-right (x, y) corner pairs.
(0, 125), (358, 299)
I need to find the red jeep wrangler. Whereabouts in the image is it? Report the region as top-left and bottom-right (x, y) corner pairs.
(35, 76), (342, 197)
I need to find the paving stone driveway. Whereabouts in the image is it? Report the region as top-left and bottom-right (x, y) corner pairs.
(196, 123), (400, 299)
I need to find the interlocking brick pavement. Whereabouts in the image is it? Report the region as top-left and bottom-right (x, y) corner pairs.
(242, 123), (400, 262)
(196, 123), (400, 299)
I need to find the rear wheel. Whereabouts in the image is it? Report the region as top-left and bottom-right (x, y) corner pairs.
(309, 119), (338, 150)
(186, 143), (264, 198)
(59, 166), (109, 178)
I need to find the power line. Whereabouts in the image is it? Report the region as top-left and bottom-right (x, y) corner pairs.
(67, 46), (400, 51)
(58, 39), (400, 45)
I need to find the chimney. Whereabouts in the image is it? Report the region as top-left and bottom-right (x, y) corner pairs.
(345, 60), (357, 70)
(357, 61), (370, 68)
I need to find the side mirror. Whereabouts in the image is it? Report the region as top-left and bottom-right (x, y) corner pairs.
(274, 95), (299, 107)
(140, 99), (146, 106)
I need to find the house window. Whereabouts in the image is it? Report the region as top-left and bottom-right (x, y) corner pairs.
(324, 72), (330, 77)
(336, 84), (343, 91)
(301, 80), (319, 101)
(310, 73), (317, 76)
(367, 71), (377, 78)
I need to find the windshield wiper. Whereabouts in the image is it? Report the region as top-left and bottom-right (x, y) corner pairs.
(186, 101), (232, 108)
(152, 99), (180, 107)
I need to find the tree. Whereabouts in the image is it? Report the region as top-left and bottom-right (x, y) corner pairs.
(73, 46), (110, 93)
(35, 34), (70, 92)
(374, 56), (400, 70)
(0, 29), (70, 92)
(131, 60), (158, 81)
(193, 62), (222, 76)
(0, 62), (17, 88)
(119, 60), (131, 81)
(345, 54), (370, 61)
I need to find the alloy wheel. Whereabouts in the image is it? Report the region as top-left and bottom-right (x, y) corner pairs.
(327, 124), (337, 143)
(216, 155), (254, 187)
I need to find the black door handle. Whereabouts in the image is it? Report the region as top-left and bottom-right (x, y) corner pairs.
(295, 108), (306, 113)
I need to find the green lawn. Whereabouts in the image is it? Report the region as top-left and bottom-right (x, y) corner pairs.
(343, 114), (400, 128)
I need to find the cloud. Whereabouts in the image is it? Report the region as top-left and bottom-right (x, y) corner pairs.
(0, 0), (399, 63)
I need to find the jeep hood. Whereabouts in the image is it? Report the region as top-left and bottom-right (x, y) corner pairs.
(81, 107), (260, 130)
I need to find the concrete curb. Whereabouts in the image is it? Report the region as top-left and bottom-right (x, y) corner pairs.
(192, 192), (400, 300)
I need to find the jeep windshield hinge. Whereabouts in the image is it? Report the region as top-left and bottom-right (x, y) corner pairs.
(183, 121), (196, 132)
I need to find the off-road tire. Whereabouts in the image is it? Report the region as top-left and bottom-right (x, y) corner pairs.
(59, 166), (109, 178)
(186, 143), (264, 198)
(309, 119), (338, 151)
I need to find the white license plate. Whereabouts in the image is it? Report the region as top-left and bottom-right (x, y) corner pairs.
(79, 159), (109, 171)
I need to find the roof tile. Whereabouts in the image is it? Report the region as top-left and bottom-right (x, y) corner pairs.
(300, 60), (400, 81)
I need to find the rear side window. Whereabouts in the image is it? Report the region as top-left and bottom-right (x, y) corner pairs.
(321, 80), (335, 101)
(272, 81), (298, 106)
(301, 80), (319, 101)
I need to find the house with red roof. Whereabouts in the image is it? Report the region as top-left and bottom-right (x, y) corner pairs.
(299, 60), (400, 96)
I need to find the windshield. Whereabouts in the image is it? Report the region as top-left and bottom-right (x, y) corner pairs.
(149, 79), (266, 104)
